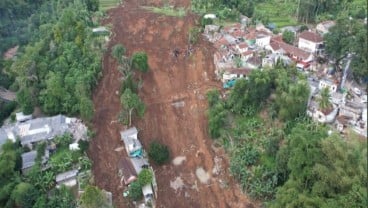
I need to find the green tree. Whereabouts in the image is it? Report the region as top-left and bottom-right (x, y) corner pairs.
(138, 169), (153, 186)
(206, 89), (221, 107)
(128, 181), (142, 201)
(148, 141), (170, 165)
(16, 89), (34, 115)
(120, 88), (146, 120)
(317, 87), (331, 111)
(325, 17), (367, 81)
(47, 186), (77, 208)
(282, 30), (295, 44)
(208, 102), (226, 138)
(80, 185), (109, 208)
(11, 182), (39, 208)
(111, 44), (126, 64)
(131, 52), (149, 73)
(84, 0), (99, 12)
(79, 96), (94, 121)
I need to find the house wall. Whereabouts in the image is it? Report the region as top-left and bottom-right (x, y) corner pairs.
(256, 36), (271, 48)
(298, 38), (318, 53)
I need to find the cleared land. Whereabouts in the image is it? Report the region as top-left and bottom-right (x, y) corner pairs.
(89, 0), (257, 207)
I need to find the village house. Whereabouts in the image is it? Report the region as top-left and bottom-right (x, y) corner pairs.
(56, 169), (79, 188)
(262, 54), (291, 68)
(255, 30), (271, 48)
(222, 68), (251, 84)
(267, 39), (313, 65)
(298, 31), (324, 53)
(0, 115), (87, 148)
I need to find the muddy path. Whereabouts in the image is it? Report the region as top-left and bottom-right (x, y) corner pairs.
(89, 0), (257, 207)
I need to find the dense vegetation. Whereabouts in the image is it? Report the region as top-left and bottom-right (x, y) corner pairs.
(0, 132), (98, 208)
(0, 0), (104, 121)
(148, 141), (170, 165)
(207, 66), (367, 206)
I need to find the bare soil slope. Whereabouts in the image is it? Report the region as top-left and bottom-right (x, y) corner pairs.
(89, 1), (257, 207)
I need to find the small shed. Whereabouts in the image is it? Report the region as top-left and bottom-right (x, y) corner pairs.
(56, 169), (79, 188)
(118, 157), (137, 185)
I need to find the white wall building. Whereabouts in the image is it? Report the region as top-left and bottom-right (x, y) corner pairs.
(298, 31), (324, 53)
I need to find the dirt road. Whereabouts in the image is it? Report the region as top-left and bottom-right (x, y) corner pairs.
(89, 0), (257, 207)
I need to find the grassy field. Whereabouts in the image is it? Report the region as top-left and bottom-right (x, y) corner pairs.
(255, 0), (298, 28)
(99, 0), (121, 11)
(141, 6), (187, 17)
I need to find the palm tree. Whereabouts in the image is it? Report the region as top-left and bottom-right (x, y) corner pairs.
(317, 87), (332, 111)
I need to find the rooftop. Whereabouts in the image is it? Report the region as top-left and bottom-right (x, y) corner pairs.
(1, 115), (74, 146)
(299, 31), (323, 43)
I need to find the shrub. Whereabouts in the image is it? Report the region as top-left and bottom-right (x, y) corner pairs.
(138, 169), (153, 186)
(148, 141), (170, 165)
(188, 27), (201, 44)
(131, 52), (149, 73)
(129, 181), (143, 201)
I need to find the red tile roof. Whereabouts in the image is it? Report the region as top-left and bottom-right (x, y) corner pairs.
(299, 31), (323, 43)
(271, 39), (311, 60)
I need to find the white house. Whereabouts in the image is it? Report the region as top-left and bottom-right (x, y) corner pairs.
(222, 68), (251, 83)
(298, 31), (324, 53)
(255, 31), (271, 48)
(319, 79), (338, 93)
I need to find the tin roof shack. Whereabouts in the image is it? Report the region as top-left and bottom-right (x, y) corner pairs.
(120, 127), (143, 157)
(118, 157), (137, 185)
(21, 150), (49, 174)
(56, 169), (79, 188)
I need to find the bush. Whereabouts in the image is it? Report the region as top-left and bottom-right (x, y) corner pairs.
(148, 141), (170, 165)
(188, 27), (201, 44)
(129, 181), (143, 201)
(138, 169), (153, 186)
(112, 44), (126, 64)
(131, 52), (149, 73)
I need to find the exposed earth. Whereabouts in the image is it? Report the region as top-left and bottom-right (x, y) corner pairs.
(89, 0), (257, 207)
